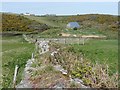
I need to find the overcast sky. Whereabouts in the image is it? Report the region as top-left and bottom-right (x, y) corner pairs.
(1, 2), (118, 15)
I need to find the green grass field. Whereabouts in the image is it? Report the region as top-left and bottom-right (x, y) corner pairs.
(68, 39), (118, 74)
(24, 15), (66, 28)
(2, 36), (35, 88)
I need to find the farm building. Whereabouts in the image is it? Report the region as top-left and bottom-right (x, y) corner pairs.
(66, 22), (80, 29)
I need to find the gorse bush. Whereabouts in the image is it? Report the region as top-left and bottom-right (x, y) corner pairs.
(2, 13), (49, 32)
(71, 61), (118, 88)
(47, 42), (118, 88)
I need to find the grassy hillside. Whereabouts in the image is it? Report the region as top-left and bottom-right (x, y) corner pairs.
(24, 14), (118, 29)
(2, 13), (118, 38)
(24, 14), (118, 39)
(24, 15), (66, 28)
(2, 13), (49, 33)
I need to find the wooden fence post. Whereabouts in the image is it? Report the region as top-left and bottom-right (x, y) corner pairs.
(32, 53), (34, 59)
(13, 65), (19, 88)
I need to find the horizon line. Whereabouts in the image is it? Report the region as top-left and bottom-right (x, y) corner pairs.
(1, 11), (118, 16)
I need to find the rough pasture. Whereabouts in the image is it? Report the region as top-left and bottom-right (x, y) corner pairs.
(2, 36), (34, 88)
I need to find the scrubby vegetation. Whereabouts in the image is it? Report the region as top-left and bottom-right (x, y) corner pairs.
(25, 14), (118, 39)
(49, 42), (118, 88)
(29, 42), (118, 88)
(2, 13), (49, 32)
(37, 28), (62, 38)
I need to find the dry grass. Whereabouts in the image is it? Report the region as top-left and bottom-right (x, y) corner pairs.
(47, 42), (118, 88)
(29, 42), (118, 88)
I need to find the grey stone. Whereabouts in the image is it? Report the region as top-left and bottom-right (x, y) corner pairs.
(53, 82), (65, 89)
(73, 78), (83, 84)
(54, 65), (68, 75)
